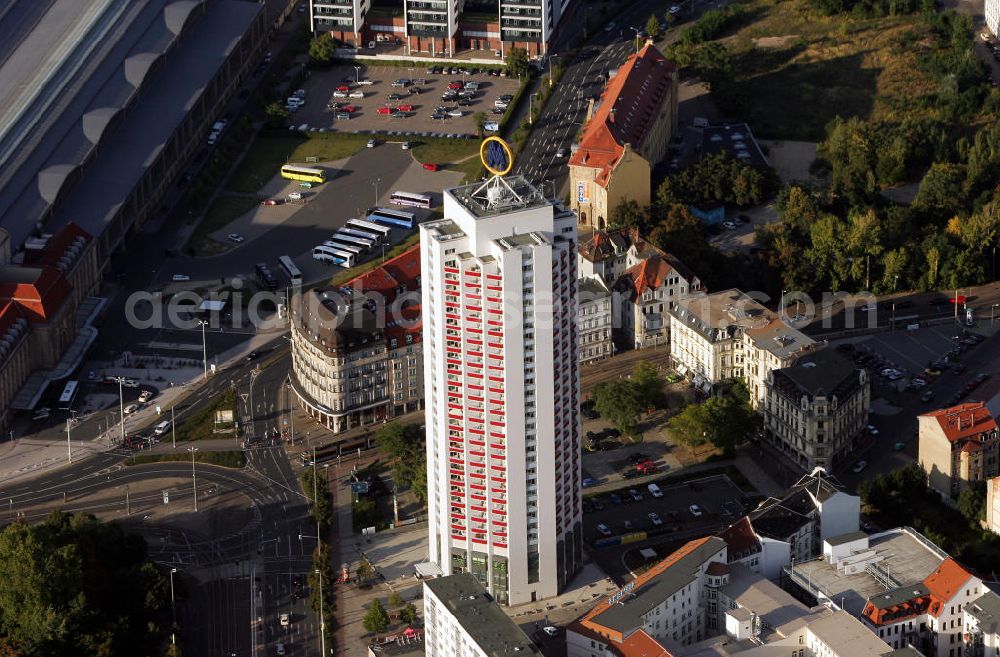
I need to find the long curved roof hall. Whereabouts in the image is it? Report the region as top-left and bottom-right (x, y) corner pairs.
(0, 0), (263, 255)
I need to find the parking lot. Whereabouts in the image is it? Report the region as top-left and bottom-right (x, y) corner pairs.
(291, 64), (522, 137)
(834, 321), (992, 408)
(584, 474), (750, 579)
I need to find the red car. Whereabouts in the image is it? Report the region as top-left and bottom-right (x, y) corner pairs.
(340, 105), (356, 113)
(422, 163), (440, 171)
(397, 104), (414, 112)
(447, 82), (463, 90)
(336, 85), (350, 92)
(377, 106), (395, 115)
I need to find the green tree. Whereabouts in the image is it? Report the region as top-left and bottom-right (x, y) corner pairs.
(592, 380), (644, 435)
(363, 599), (390, 634)
(666, 402), (713, 450)
(958, 480), (986, 524)
(505, 47), (531, 79)
(308, 33), (338, 66)
(388, 592), (405, 608)
(693, 42), (733, 91)
(915, 162), (967, 214)
(374, 422), (426, 504)
(472, 111), (487, 136)
(264, 102), (290, 126)
(880, 247), (910, 293)
(632, 361), (666, 409)
(610, 199), (648, 230)
(356, 557), (376, 584)
(645, 14), (662, 38)
(400, 603), (418, 624)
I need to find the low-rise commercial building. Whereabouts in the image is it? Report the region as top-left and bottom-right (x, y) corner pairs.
(569, 44), (678, 230)
(424, 573), (541, 657)
(765, 349), (871, 471)
(289, 246), (423, 431)
(918, 402), (1000, 499)
(669, 289), (819, 404)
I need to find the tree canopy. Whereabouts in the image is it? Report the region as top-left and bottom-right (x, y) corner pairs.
(374, 422), (427, 504)
(667, 383), (756, 456)
(308, 34), (338, 66)
(504, 47), (531, 79)
(362, 599), (390, 634)
(0, 512), (171, 657)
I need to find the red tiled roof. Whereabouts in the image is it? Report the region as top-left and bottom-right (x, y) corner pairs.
(384, 303), (422, 345)
(718, 517), (761, 559)
(619, 630), (674, 657)
(569, 44), (675, 188)
(862, 594), (932, 626)
(346, 244), (420, 303)
(923, 558), (973, 613)
(920, 402), (997, 444)
(623, 253), (696, 295)
(0, 266), (72, 322)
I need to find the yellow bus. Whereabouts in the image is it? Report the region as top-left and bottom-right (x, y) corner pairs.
(280, 165), (326, 184)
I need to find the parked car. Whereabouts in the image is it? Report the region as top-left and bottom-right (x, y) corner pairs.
(689, 504), (703, 517)
(123, 403), (140, 415)
(349, 91), (364, 98)
(628, 488), (643, 502)
(853, 460), (868, 473)
(867, 425), (879, 436)
(287, 192), (303, 201)
(367, 138), (378, 148)
(227, 233), (245, 243)
(422, 163), (440, 171)
(542, 626), (559, 638)
(582, 477), (598, 488)
(171, 274), (190, 281)
(648, 512), (663, 526)
(138, 390), (154, 403)
(596, 523), (612, 537)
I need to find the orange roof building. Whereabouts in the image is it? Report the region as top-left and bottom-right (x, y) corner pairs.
(569, 43), (678, 231)
(918, 402), (999, 498)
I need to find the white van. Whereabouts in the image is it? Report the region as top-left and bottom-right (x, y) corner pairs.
(483, 121), (500, 132)
(153, 420), (171, 436)
(647, 483), (663, 498)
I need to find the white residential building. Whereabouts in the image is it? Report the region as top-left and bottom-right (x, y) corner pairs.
(669, 289), (820, 404)
(987, 0), (999, 38)
(424, 573), (542, 657)
(578, 275), (613, 364)
(964, 590), (1000, 657)
(420, 176), (582, 605)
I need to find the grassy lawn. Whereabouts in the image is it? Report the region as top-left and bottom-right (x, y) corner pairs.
(188, 195), (259, 251)
(226, 133), (370, 194)
(408, 138), (480, 167)
(173, 389), (238, 443)
(713, 0), (938, 140)
(126, 450), (246, 468)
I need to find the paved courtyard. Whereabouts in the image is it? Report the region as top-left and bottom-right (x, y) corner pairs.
(292, 64), (522, 137)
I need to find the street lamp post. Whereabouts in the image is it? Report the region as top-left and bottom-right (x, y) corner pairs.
(169, 568), (178, 646)
(548, 54), (558, 87)
(629, 27), (641, 53)
(354, 65), (361, 83)
(316, 568), (326, 657)
(198, 320), (208, 380)
(373, 177), (381, 206)
(65, 417), (72, 463)
(992, 303), (999, 327)
(529, 92), (539, 125)
(117, 377), (126, 445)
(188, 447), (199, 512)
(171, 405), (176, 449)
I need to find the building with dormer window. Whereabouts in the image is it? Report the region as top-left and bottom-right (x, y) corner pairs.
(918, 402), (999, 499)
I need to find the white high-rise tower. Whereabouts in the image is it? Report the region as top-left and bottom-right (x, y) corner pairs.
(420, 173), (582, 605)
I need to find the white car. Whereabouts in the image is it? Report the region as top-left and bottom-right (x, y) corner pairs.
(276, 643), (286, 656)
(448, 109), (463, 117)
(121, 378), (140, 388)
(596, 523), (612, 537)
(367, 138), (377, 148)
(669, 4), (682, 14)
(32, 409), (50, 421)
(853, 460), (868, 473)
(227, 233), (245, 243)
(332, 90), (348, 98)
(648, 512), (663, 526)
(723, 220), (737, 230)
(349, 91), (365, 98)
(171, 274), (190, 281)
(357, 79), (374, 85)
(689, 504), (703, 517)
(287, 192), (303, 201)
(280, 613), (290, 627)
(867, 425), (879, 436)
(123, 403), (140, 415)
(401, 141), (411, 150)
(542, 626), (559, 637)
(138, 390), (153, 403)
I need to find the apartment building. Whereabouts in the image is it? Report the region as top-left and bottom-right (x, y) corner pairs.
(424, 574), (541, 657)
(986, 0), (999, 38)
(964, 590), (1000, 657)
(669, 289), (819, 404)
(764, 349), (871, 471)
(577, 228), (702, 351)
(289, 246), (423, 431)
(615, 253), (703, 349)
(569, 44), (679, 230)
(420, 177), (582, 605)
(578, 275), (613, 364)
(0, 223), (103, 429)
(311, 0), (568, 56)
(787, 527), (983, 657)
(567, 535), (894, 657)
(918, 402), (1000, 499)
(747, 469), (860, 564)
